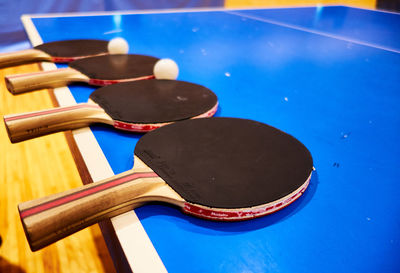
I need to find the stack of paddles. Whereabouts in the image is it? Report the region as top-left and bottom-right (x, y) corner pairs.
(1, 38), (313, 251)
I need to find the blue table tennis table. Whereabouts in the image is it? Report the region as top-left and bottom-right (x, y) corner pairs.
(22, 6), (400, 273)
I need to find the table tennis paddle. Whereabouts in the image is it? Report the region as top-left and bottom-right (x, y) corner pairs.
(18, 117), (313, 251)
(0, 39), (109, 68)
(4, 80), (218, 143)
(5, 54), (161, 94)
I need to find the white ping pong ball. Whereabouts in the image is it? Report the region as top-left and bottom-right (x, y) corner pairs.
(153, 58), (179, 80)
(108, 37), (129, 54)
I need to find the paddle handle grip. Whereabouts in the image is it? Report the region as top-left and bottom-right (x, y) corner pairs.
(18, 170), (161, 251)
(3, 103), (110, 143)
(5, 68), (87, 94)
(0, 49), (51, 68)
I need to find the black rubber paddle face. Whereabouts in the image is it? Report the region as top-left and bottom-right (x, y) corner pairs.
(135, 117), (313, 209)
(34, 39), (109, 57)
(69, 54), (159, 80)
(89, 80), (218, 123)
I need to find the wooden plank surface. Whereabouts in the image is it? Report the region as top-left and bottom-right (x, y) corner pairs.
(0, 63), (116, 273)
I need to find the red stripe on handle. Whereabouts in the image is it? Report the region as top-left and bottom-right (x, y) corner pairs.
(20, 172), (158, 219)
(4, 104), (101, 122)
(7, 68), (70, 78)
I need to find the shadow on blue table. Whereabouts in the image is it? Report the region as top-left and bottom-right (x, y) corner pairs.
(137, 171), (319, 233)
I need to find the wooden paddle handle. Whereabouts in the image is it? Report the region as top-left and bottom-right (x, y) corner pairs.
(0, 49), (51, 68)
(18, 169), (163, 251)
(5, 67), (88, 94)
(3, 103), (111, 143)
